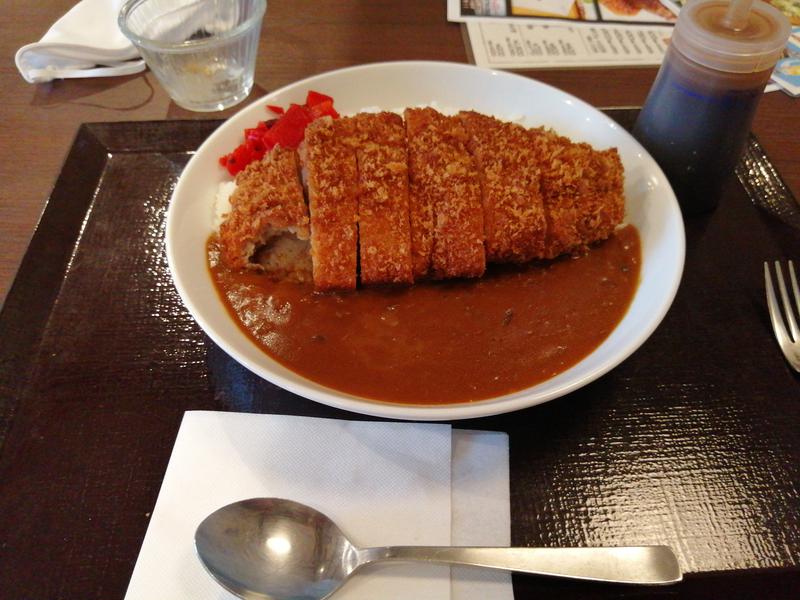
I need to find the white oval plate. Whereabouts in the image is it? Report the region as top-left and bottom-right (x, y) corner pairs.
(166, 61), (685, 421)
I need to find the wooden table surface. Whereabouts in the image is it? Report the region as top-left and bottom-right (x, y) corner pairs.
(2, 3), (800, 598)
(1, 1), (798, 309)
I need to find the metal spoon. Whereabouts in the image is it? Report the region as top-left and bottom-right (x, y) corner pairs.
(195, 498), (682, 599)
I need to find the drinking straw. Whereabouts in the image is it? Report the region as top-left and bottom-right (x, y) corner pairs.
(721, 0), (754, 30)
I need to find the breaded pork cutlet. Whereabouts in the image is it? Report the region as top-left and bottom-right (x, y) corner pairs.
(405, 108), (485, 280)
(305, 116), (360, 291)
(459, 111), (547, 263)
(218, 146), (311, 282)
(570, 145), (624, 244)
(529, 127), (625, 258)
(404, 109), (436, 279)
(353, 112), (413, 285)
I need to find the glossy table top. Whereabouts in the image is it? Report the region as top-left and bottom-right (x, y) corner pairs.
(1, 115), (799, 598)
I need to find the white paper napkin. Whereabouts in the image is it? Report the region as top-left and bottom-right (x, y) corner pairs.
(15, 0), (145, 83)
(124, 411), (513, 600)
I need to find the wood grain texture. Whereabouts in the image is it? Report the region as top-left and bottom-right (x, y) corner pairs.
(2, 2), (800, 598)
(1, 0), (798, 308)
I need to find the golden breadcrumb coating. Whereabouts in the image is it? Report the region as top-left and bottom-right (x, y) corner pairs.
(220, 109), (625, 291)
(353, 112), (414, 285)
(528, 127), (625, 259)
(404, 109), (436, 279)
(305, 116), (360, 291)
(573, 145), (625, 244)
(218, 146), (310, 281)
(459, 110), (547, 263)
(405, 107), (485, 280)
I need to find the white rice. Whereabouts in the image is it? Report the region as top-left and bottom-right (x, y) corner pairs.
(213, 180), (237, 229)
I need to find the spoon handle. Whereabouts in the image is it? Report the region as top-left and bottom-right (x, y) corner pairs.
(360, 545), (681, 585)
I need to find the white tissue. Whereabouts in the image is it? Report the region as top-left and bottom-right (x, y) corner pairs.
(16, 0), (145, 83)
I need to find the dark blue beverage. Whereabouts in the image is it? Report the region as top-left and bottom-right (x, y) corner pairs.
(632, 0), (788, 215)
(634, 46), (769, 214)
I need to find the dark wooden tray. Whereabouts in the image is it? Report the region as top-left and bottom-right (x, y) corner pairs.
(1, 112), (799, 598)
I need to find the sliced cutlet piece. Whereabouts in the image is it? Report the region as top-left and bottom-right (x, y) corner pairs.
(529, 127), (625, 258)
(404, 108), (436, 279)
(404, 107), (485, 280)
(353, 112), (413, 285)
(528, 127), (588, 259)
(218, 146), (311, 282)
(459, 110), (546, 263)
(568, 143), (625, 245)
(305, 116), (359, 291)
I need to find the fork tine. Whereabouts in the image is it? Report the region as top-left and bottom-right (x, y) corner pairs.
(765, 262), (792, 349)
(788, 260), (800, 340)
(775, 260), (800, 342)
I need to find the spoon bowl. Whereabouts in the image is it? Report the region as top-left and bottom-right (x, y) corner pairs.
(195, 498), (682, 600)
(195, 498), (356, 599)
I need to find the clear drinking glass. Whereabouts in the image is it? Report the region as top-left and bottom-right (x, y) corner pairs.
(119, 0), (266, 112)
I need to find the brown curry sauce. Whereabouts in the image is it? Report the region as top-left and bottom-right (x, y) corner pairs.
(208, 225), (641, 405)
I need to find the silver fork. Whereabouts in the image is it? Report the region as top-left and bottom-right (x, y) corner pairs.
(764, 260), (800, 372)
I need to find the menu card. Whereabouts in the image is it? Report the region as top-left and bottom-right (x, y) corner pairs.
(466, 20), (670, 68)
(451, 0), (676, 69)
(451, 1), (798, 96)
